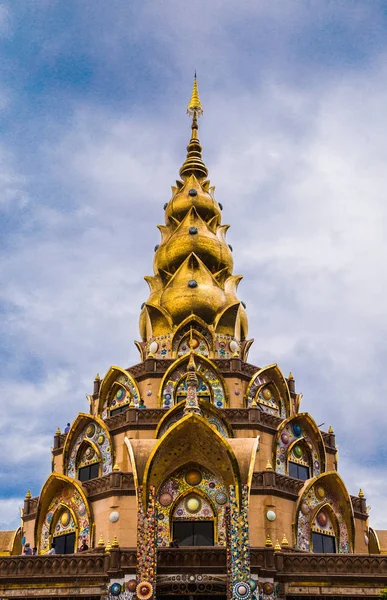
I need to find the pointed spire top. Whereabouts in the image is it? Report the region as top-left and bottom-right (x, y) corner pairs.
(180, 74), (208, 180)
(187, 72), (203, 116)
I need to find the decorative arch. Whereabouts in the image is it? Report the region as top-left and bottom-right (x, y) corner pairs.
(294, 471), (355, 553)
(97, 366), (141, 417)
(171, 315), (215, 358)
(155, 463), (228, 547)
(245, 364), (291, 417)
(310, 502), (340, 552)
(63, 413), (113, 479)
(159, 353), (228, 409)
(155, 400), (233, 439)
(50, 502), (78, 552)
(34, 473), (93, 554)
(273, 413), (326, 478)
(142, 413), (241, 508)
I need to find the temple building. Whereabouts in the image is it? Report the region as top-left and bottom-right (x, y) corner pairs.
(2, 77), (387, 599)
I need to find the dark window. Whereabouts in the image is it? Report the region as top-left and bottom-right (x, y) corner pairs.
(312, 532), (336, 553)
(173, 521), (214, 546)
(54, 532), (76, 554)
(78, 463), (99, 482)
(288, 462), (310, 480)
(110, 405), (128, 417)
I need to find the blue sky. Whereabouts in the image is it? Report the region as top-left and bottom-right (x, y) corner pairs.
(1, 1), (387, 530)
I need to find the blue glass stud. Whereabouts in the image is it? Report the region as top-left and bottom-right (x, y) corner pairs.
(219, 202), (223, 210)
(163, 202), (168, 210)
(228, 244), (233, 251)
(189, 189), (197, 196)
(141, 302), (145, 310)
(241, 301), (246, 309)
(189, 227), (198, 235)
(188, 280), (198, 288)
(154, 245), (159, 251)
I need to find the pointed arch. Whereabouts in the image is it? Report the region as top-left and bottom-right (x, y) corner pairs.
(245, 363), (291, 417)
(34, 473), (93, 554)
(310, 502), (340, 552)
(97, 366), (141, 416)
(273, 413), (326, 478)
(158, 353), (228, 409)
(294, 471), (355, 553)
(171, 315), (215, 357)
(62, 413), (113, 478)
(155, 399), (233, 439)
(142, 413), (241, 508)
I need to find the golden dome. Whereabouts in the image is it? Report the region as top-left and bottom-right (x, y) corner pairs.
(160, 253), (226, 324)
(155, 207), (233, 275)
(165, 175), (221, 225)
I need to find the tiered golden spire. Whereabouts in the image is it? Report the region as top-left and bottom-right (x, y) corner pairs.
(180, 74), (208, 180)
(139, 75), (248, 346)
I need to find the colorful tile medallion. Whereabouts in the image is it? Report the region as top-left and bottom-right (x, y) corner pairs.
(102, 374), (139, 418)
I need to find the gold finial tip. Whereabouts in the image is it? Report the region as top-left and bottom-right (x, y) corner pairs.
(274, 539), (282, 551)
(95, 373), (100, 380)
(328, 425), (334, 434)
(281, 534), (289, 547)
(187, 74), (203, 116)
(288, 372), (294, 380)
(265, 534), (273, 547)
(111, 536), (119, 548)
(98, 535), (105, 546)
(358, 488), (365, 498)
(55, 427), (61, 435)
(25, 490), (32, 499)
(105, 540), (112, 552)
(266, 460), (273, 471)
(113, 463), (120, 472)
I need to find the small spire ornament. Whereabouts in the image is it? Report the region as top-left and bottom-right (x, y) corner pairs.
(98, 535), (105, 546)
(266, 460), (273, 470)
(183, 352), (202, 416)
(105, 540), (112, 553)
(251, 397), (258, 408)
(25, 490), (32, 499)
(274, 539), (282, 551)
(358, 488), (365, 498)
(111, 536), (119, 548)
(328, 425), (334, 434)
(281, 534), (289, 547)
(113, 463), (120, 472)
(95, 373), (100, 381)
(265, 534), (273, 547)
(55, 427), (61, 435)
(288, 372), (294, 380)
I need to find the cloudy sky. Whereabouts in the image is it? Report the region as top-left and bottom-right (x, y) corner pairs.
(1, 1), (387, 532)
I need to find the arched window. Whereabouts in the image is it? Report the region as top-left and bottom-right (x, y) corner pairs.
(287, 439), (312, 481)
(108, 384), (132, 417)
(177, 332), (210, 357)
(76, 442), (101, 482)
(255, 384), (282, 417)
(51, 507), (76, 554)
(311, 506), (338, 553)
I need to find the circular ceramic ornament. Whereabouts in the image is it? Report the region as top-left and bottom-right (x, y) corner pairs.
(263, 582), (274, 594)
(185, 469), (202, 486)
(127, 579), (137, 592)
(109, 511), (119, 523)
(230, 340), (239, 353)
(109, 583), (122, 596)
(262, 387), (272, 400)
(233, 581), (251, 600)
(317, 511), (328, 527)
(86, 424), (95, 438)
(149, 341), (158, 354)
(159, 493), (173, 507)
(316, 485), (326, 499)
(293, 423), (302, 436)
(136, 581), (153, 600)
(215, 492), (227, 505)
(61, 511), (70, 527)
(266, 510), (276, 522)
(293, 444), (303, 459)
(185, 496), (202, 514)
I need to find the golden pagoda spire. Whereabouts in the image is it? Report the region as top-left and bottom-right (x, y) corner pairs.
(180, 73), (208, 180)
(187, 72), (203, 116)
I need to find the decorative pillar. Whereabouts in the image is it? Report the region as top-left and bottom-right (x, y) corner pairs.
(136, 486), (157, 600)
(228, 485), (251, 600)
